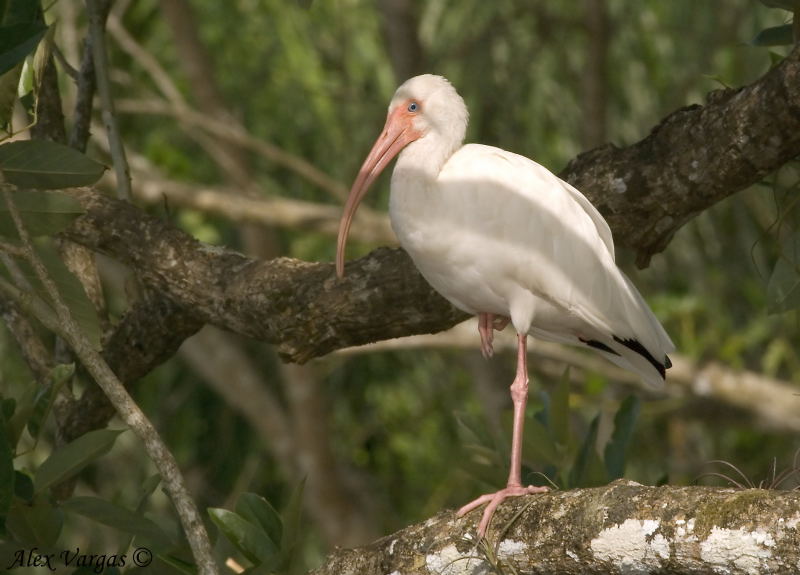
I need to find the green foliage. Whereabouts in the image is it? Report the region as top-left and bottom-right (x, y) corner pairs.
(26, 363), (73, 441)
(604, 396), (641, 480)
(6, 497), (63, 547)
(0, 407), (14, 535)
(460, 372), (642, 491)
(0, 390), (179, 565)
(0, 140), (106, 188)
(0, 22), (46, 76)
(767, 230), (800, 313)
(752, 24), (795, 46)
(0, 240), (103, 349)
(33, 429), (125, 494)
(758, 0), (799, 10)
(0, 0), (46, 132)
(61, 496), (175, 552)
(209, 483), (305, 574)
(0, 190), (83, 237)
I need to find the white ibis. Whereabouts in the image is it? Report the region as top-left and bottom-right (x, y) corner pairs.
(336, 74), (674, 538)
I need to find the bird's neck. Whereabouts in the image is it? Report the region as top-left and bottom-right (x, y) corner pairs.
(393, 132), (462, 186)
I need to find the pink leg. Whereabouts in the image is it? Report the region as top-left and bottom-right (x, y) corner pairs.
(477, 313), (510, 359)
(457, 333), (549, 538)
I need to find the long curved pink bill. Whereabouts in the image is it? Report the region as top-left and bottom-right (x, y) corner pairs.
(336, 108), (420, 278)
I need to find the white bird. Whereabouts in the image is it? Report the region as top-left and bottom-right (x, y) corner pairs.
(336, 74), (674, 538)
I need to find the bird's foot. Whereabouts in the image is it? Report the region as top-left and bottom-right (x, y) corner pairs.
(478, 314), (511, 358)
(456, 484), (549, 538)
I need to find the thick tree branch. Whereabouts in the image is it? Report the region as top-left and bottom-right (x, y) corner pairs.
(63, 188), (465, 363)
(562, 45), (800, 267)
(56, 293), (203, 443)
(309, 481), (800, 575)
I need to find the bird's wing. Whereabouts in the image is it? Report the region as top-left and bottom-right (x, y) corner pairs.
(436, 144), (671, 358)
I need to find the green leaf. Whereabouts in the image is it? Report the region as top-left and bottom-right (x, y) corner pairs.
(236, 493), (282, 547)
(14, 470), (33, 502)
(604, 396), (640, 480)
(6, 498), (63, 546)
(27, 363), (74, 440)
(550, 368), (571, 449)
(7, 383), (36, 447)
(209, 508), (280, 566)
(521, 413), (559, 464)
(2, 0), (43, 25)
(34, 428), (125, 494)
(0, 409), (14, 535)
(0, 241), (102, 350)
(62, 496), (174, 552)
(569, 414), (607, 488)
(0, 22), (47, 76)
(767, 230), (800, 313)
(752, 24), (795, 46)
(157, 553), (197, 575)
(758, 0), (799, 10)
(1, 396), (14, 420)
(0, 62), (22, 130)
(37, 243), (102, 350)
(0, 190), (84, 237)
(280, 478), (305, 566)
(135, 474), (162, 512)
(0, 140), (106, 188)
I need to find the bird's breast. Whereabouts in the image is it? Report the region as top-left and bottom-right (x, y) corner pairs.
(389, 180), (509, 316)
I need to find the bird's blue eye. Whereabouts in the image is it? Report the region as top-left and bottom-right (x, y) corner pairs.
(408, 101), (419, 113)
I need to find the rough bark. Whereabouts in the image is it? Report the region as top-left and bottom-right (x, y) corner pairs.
(309, 480), (800, 575)
(56, 293), (203, 443)
(63, 187), (467, 363)
(562, 45), (800, 267)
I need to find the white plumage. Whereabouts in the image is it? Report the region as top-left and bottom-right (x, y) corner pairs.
(391, 141), (673, 387)
(336, 74), (674, 537)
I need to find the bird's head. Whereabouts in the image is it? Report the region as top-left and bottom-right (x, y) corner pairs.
(336, 74), (468, 278)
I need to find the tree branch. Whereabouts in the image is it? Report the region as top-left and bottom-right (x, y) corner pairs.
(86, 0), (132, 201)
(62, 187), (463, 363)
(56, 292), (203, 443)
(561, 45), (800, 267)
(309, 481), (800, 575)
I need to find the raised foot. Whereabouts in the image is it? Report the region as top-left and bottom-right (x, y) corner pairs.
(478, 313), (511, 358)
(456, 484), (549, 538)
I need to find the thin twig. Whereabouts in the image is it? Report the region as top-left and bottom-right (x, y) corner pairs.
(0, 240), (26, 257)
(86, 0), (131, 200)
(68, 34), (97, 152)
(105, 12), (349, 201)
(106, 14), (185, 106)
(1, 185), (218, 575)
(51, 43), (80, 81)
(116, 98), (349, 201)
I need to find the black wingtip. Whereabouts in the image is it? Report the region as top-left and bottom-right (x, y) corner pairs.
(613, 336), (667, 379)
(579, 337), (620, 356)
